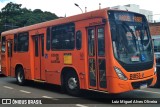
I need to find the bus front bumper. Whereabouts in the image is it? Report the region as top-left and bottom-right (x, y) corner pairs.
(107, 75), (157, 94)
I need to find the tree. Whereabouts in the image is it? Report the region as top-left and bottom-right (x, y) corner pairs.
(1, 2), (22, 15)
(0, 2), (58, 33)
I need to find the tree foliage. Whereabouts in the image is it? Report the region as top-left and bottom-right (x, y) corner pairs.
(0, 2), (58, 33)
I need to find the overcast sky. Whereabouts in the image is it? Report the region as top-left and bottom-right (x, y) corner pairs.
(0, 0), (160, 20)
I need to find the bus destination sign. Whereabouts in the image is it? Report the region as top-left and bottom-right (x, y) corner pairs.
(114, 12), (143, 22)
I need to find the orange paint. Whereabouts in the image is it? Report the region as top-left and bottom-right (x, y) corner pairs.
(1, 8), (157, 94)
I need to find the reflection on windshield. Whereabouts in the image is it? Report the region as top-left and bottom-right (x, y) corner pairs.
(111, 21), (153, 64)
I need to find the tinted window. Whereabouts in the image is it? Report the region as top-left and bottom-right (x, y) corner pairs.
(17, 32), (29, 52)
(89, 58), (96, 86)
(41, 36), (44, 56)
(98, 28), (105, 56)
(51, 23), (75, 50)
(14, 34), (18, 52)
(8, 42), (12, 57)
(1, 36), (6, 53)
(46, 27), (51, 51)
(76, 31), (82, 50)
(88, 29), (95, 56)
(35, 37), (38, 57)
(99, 59), (106, 88)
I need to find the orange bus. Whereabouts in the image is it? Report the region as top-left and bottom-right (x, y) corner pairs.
(1, 8), (157, 95)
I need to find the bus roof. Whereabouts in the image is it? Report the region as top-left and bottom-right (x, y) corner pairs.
(2, 8), (109, 36)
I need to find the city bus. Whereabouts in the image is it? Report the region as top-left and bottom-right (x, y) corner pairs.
(1, 8), (157, 95)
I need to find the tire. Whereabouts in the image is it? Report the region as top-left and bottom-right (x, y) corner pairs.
(16, 67), (25, 85)
(65, 73), (80, 96)
(153, 67), (160, 88)
(154, 75), (160, 88)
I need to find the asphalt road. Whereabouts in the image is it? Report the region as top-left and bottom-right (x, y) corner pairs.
(0, 75), (160, 107)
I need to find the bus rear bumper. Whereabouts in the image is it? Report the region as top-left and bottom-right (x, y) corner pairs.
(107, 75), (157, 94)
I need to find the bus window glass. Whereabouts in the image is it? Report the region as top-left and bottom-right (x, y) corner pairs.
(17, 32), (29, 52)
(89, 58), (96, 86)
(88, 29), (95, 56)
(41, 36), (44, 56)
(52, 27), (59, 49)
(98, 28), (105, 56)
(35, 37), (38, 57)
(51, 23), (75, 50)
(76, 31), (82, 50)
(46, 27), (51, 51)
(1, 36), (6, 53)
(99, 59), (106, 88)
(109, 12), (153, 63)
(14, 34), (18, 52)
(8, 42), (12, 57)
(109, 11), (153, 71)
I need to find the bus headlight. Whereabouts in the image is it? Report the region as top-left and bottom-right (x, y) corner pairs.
(114, 67), (128, 80)
(154, 66), (157, 75)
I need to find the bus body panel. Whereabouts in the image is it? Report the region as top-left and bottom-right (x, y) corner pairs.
(1, 8), (157, 94)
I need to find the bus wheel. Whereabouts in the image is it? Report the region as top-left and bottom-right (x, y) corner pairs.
(65, 73), (80, 96)
(16, 67), (25, 85)
(154, 76), (160, 87)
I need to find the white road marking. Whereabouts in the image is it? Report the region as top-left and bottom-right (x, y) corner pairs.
(42, 96), (53, 99)
(3, 86), (13, 89)
(20, 90), (31, 94)
(42, 96), (59, 100)
(76, 104), (88, 107)
(137, 90), (160, 95)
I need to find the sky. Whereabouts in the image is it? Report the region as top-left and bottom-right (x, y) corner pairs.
(0, 0), (160, 20)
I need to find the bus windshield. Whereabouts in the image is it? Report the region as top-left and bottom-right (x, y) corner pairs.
(108, 11), (153, 70)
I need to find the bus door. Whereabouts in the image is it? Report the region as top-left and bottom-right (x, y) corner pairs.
(33, 34), (45, 80)
(87, 26), (107, 90)
(7, 40), (13, 76)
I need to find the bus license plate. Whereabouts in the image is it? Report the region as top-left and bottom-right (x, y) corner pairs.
(140, 84), (147, 89)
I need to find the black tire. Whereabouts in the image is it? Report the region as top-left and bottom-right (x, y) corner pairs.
(65, 73), (80, 96)
(154, 75), (160, 88)
(154, 82), (159, 88)
(16, 67), (25, 85)
(153, 67), (160, 88)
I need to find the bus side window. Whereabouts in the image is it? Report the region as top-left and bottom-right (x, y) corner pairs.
(14, 34), (18, 52)
(51, 23), (75, 50)
(51, 27), (59, 49)
(46, 27), (51, 51)
(76, 30), (82, 50)
(1, 36), (6, 53)
(17, 32), (29, 52)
